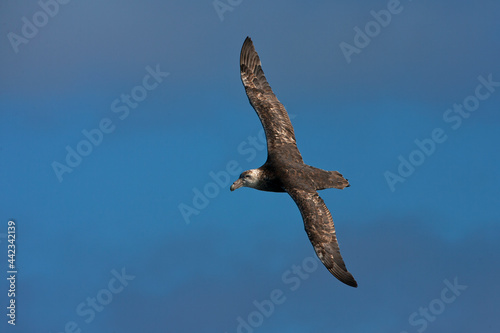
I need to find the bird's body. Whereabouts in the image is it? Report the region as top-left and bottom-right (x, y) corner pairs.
(231, 37), (357, 287)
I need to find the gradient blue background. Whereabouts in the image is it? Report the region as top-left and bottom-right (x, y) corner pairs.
(1, 1), (499, 332)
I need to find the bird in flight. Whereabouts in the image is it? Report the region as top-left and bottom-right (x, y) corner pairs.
(230, 37), (357, 287)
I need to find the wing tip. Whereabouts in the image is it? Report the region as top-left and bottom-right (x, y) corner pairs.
(240, 36), (259, 69)
(343, 274), (358, 288)
(329, 266), (358, 288)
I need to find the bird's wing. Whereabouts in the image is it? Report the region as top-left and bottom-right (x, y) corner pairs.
(286, 187), (357, 287)
(240, 37), (302, 161)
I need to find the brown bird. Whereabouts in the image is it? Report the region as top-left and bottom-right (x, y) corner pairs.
(230, 37), (357, 287)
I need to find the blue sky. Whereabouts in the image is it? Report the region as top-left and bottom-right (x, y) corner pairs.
(1, 0), (499, 332)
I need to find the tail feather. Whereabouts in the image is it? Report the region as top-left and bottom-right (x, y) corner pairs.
(307, 166), (350, 190)
(328, 171), (350, 190)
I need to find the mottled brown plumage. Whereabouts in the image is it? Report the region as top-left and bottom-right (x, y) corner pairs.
(231, 37), (357, 287)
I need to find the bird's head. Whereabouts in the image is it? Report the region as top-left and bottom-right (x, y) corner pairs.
(230, 169), (262, 191)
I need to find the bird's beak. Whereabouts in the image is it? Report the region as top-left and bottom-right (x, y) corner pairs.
(230, 179), (243, 191)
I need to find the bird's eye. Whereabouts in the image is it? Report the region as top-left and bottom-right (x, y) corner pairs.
(244, 174), (251, 179)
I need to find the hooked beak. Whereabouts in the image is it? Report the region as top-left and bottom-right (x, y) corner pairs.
(230, 178), (243, 191)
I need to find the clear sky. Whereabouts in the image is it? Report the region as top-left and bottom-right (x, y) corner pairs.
(1, 0), (499, 332)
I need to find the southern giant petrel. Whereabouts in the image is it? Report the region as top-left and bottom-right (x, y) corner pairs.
(230, 37), (357, 287)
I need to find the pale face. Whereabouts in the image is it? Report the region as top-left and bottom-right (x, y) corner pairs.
(230, 169), (262, 191)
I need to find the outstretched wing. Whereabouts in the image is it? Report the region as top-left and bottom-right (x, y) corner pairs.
(286, 188), (357, 287)
(240, 37), (301, 160)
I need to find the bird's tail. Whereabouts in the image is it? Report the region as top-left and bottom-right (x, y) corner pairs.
(307, 167), (350, 190)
